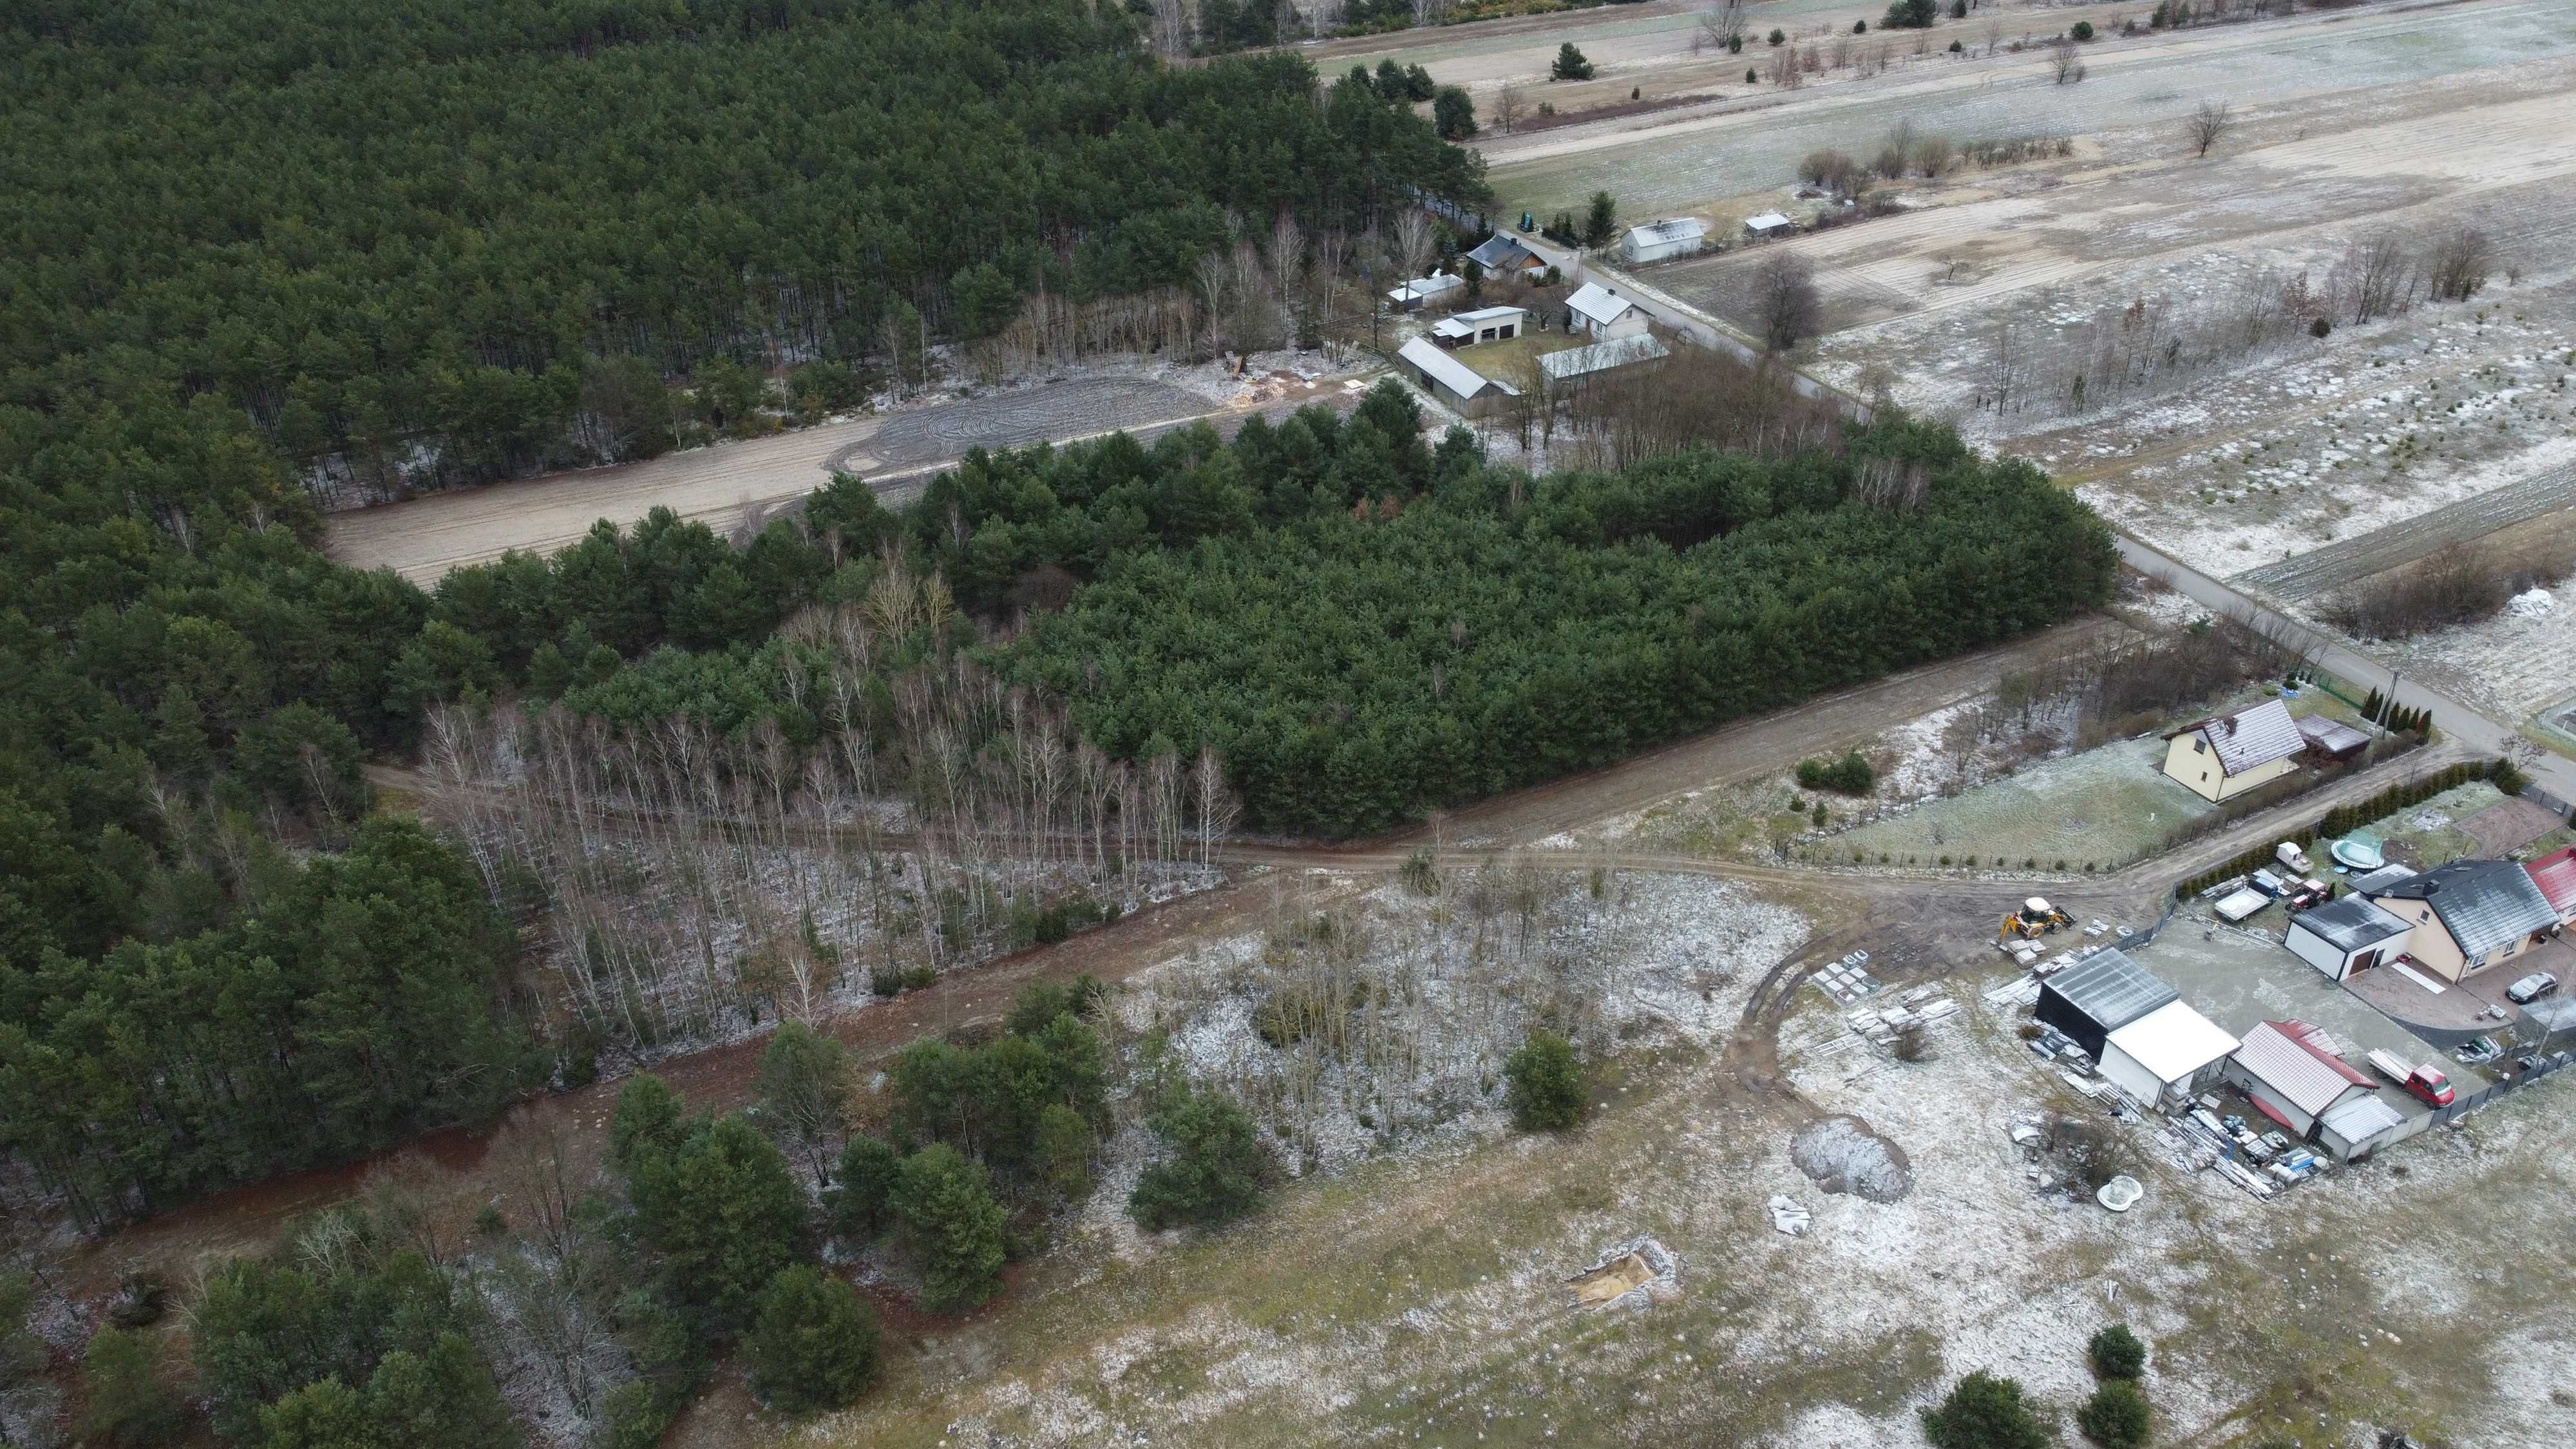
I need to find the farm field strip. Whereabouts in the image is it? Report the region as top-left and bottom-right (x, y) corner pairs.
(1658, 82), (2576, 337)
(2233, 460), (2576, 600)
(1481, 0), (2575, 220)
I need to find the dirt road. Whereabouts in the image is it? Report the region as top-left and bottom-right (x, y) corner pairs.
(326, 376), (1375, 586)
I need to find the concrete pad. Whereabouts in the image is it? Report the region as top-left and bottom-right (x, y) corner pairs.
(2128, 926), (2453, 1126)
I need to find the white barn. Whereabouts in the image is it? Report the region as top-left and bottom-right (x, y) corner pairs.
(1620, 218), (1708, 265)
(2096, 999), (2239, 1109)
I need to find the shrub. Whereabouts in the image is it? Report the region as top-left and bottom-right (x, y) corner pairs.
(1550, 43), (1593, 80)
(891, 1145), (1009, 1312)
(1793, 748), (1875, 794)
(2311, 316), (2333, 338)
(1747, 66), (1759, 81)
(1129, 1090), (1276, 1231)
(471, 1204), (506, 1238)
(1885, 0), (1937, 28)
(1853, 19), (1869, 33)
(1769, 26), (1786, 43)
(80, 1328), (187, 1448)
(1949, 38), (1964, 50)
(1921, 1371), (2050, 1449)
(2070, 20), (2095, 39)
(2088, 1323), (2147, 1380)
(828, 1135), (903, 1238)
(744, 1265), (879, 1414)
(2077, 1379), (2150, 1448)
(1504, 1029), (1586, 1130)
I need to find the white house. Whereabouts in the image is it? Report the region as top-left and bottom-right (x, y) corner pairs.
(2282, 894), (2416, 981)
(1396, 336), (1517, 418)
(1619, 218), (1707, 265)
(1387, 270), (1465, 310)
(2161, 697), (2303, 803)
(1743, 212), (1795, 241)
(1564, 282), (1650, 341)
(2096, 999), (2239, 1109)
(1429, 305), (1530, 346)
(1539, 335), (1670, 384)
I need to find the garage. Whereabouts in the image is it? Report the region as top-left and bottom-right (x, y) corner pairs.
(2283, 894), (2415, 981)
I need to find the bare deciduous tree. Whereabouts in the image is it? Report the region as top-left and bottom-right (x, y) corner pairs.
(1493, 81), (1526, 133)
(1752, 251), (1823, 352)
(2050, 36), (2087, 84)
(2425, 225), (2494, 303)
(2330, 231), (2418, 323)
(1392, 209), (1435, 287)
(2188, 99), (2233, 158)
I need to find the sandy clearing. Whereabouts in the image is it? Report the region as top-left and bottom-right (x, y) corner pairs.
(1660, 78), (2576, 336)
(326, 375), (1374, 585)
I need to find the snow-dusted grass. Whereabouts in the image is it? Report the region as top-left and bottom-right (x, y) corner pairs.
(1833, 733), (2209, 871)
(815, 943), (2576, 1449)
(1114, 866), (1808, 1179)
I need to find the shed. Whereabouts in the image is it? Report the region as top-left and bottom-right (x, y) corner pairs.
(1564, 282), (1649, 341)
(2098, 1000), (2239, 1108)
(2315, 1094), (2408, 1162)
(2296, 714), (2371, 761)
(1464, 234), (1548, 278)
(2223, 1020), (2375, 1139)
(1396, 336), (1517, 417)
(2283, 894), (2414, 981)
(1429, 305), (1530, 345)
(2162, 697), (2304, 803)
(1620, 217), (1708, 265)
(1743, 212), (1795, 240)
(1539, 335), (1670, 383)
(1387, 271), (1464, 310)
(2363, 857), (2561, 981)
(2526, 846), (2576, 929)
(2034, 948), (2174, 1061)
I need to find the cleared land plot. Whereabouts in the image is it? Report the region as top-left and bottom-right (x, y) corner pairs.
(1832, 734), (2210, 871)
(327, 378), (1372, 584)
(1484, 0), (2576, 223)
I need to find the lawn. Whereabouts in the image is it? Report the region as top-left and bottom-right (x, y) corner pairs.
(1832, 734), (2210, 872)
(1449, 328), (1585, 382)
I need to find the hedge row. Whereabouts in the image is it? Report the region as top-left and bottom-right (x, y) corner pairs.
(2174, 757), (2521, 898)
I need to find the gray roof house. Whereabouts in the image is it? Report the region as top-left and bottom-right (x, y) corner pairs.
(2162, 697), (2304, 802)
(2362, 858), (2561, 982)
(1464, 234), (1548, 276)
(1618, 218), (1708, 264)
(1396, 336), (1517, 417)
(1563, 281), (1649, 341)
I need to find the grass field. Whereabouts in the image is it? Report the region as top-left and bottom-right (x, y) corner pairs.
(1832, 734), (2209, 871)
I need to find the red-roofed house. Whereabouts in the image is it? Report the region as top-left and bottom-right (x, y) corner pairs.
(2528, 847), (2576, 929)
(2222, 1020), (2376, 1139)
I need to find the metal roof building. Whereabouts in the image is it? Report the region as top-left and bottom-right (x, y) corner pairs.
(2034, 948), (2175, 1059)
(2316, 1094), (2409, 1162)
(2225, 1019), (2376, 1138)
(2526, 846), (2576, 927)
(1395, 336), (1517, 417)
(2283, 894), (2415, 981)
(2295, 714), (2371, 759)
(1619, 217), (1708, 264)
(1428, 305), (1530, 343)
(2098, 999), (2239, 1107)
(1539, 335), (1669, 383)
(1743, 211), (1795, 237)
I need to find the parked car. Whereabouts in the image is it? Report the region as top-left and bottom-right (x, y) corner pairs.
(2506, 971), (2559, 1005)
(2456, 1036), (2503, 1065)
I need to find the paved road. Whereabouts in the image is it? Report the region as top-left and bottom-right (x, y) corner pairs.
(2117, 535), (2576, 802)
(2231, 459), (2576, 600)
